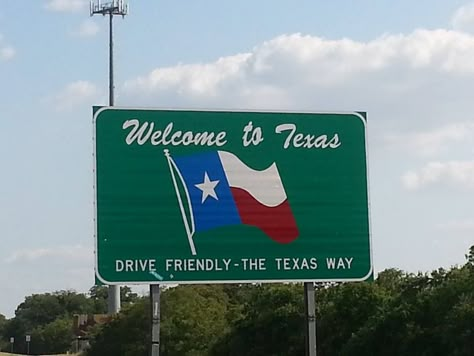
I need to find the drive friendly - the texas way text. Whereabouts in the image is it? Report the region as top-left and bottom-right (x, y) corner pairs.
(115, 257), (355, 274)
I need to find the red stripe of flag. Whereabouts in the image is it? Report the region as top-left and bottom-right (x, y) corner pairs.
(230, 187), (299, 244)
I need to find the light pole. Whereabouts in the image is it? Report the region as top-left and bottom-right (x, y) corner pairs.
(90, 0), (128, 315)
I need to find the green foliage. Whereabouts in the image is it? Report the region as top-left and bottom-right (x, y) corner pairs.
(466, 245), (474, 266)
(0, 314), (6, 334)
(0, 314), (7, 352)
(2, 289), (103, 354)
(88, 285), (108, 314)
(161, 285), (230, 356)
(89, 285), (140, 314)
(13, 290), (94, 332)
(30, 317), (74, 354)
(86, 285), (233, 356)
(211, 284), (305, 356)
(86, 298), (149, 356)
(316, 281), (387, 355)
(338, 264), (474, 356)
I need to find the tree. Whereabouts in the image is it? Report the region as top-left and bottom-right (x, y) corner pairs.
(339, 260), (474, 356)
(465, 245), (474, 266)
(161, 285), (230, 356)
(87, 285), (231, 356)
(30, 317), (74, 354)
(316, 281), (387, 356)
(85, 298), (149, 356)
(88, 285), (108, 314)
(13, 291), (93, 331)
(0, 314), (7, 352)
(0, 313), (6, 334)
(211, 284), (305, 356)
(4, 290), (95, 354)
(89, 285), (140, 314)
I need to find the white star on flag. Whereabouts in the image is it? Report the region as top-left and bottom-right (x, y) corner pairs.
(195, 172), (220, 203)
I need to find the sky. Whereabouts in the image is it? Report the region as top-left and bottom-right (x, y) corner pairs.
(1, 0), (474, 317)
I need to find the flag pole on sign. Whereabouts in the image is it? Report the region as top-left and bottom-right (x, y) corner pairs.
(164, 149), (197, 255)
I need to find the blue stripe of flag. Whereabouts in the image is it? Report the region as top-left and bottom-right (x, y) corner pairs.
(173, 151), (242, 232)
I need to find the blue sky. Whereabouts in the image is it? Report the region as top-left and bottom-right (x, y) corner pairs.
(2, 0), (474, 317)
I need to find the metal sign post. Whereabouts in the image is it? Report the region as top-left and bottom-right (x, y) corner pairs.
(150, 284), (161, 356)
(9, 337), (14, 353)
(304, 282), (317, 356)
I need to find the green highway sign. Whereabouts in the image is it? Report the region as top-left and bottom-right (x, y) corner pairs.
(93, 107), (372, 284)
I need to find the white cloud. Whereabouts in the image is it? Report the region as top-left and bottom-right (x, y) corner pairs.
(401, 161), (474, 190)
(0, 33), (15, 61)
(437, 219), (474, 232)
(385, 122), (474, 157)
(51, 80), (102, 111)
(5, 245), (92, 264)
(44, 0), (88, 13)
(125, 53), (251, 97)
(122, 30), (474, 111)
(74, 19), (100, 37)
(452, 3), (474, 33)
(0, 45), (14, 60)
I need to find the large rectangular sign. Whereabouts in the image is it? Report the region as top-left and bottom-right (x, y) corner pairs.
(93, 108), (372, 284)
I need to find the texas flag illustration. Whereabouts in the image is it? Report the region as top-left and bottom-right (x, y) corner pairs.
(165, 149), (299, 255)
